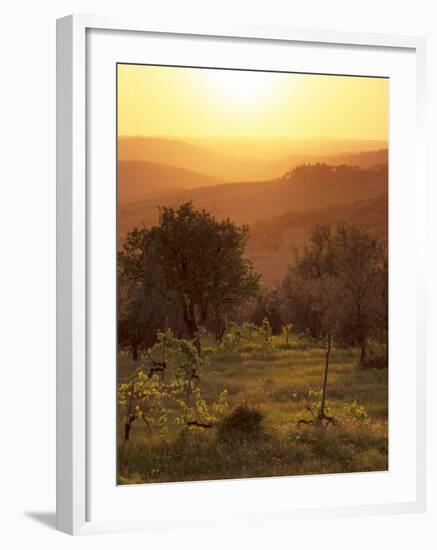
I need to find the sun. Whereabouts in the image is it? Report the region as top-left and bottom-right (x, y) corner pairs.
(205, 69), (277, 106)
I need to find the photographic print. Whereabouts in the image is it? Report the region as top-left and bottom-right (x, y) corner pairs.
(116, 64), (388, 484)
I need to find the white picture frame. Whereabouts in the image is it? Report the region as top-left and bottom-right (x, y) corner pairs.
(56, 14), (427, 535)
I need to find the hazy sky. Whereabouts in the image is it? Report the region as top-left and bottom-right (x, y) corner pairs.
(117, 64), (388, 141)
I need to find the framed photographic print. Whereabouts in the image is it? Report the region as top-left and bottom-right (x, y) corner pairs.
(56, 15), (427, 535)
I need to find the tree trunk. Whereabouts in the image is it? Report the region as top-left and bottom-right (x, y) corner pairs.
(132, 343), (139, 361)
(187, 304), (201, 351)
(214, 310), (226, 342)
(185, 320), (196, 340)
(319, 330), (331, 419)
(193, 334), (201, 353)
(218, 323), (226, 342)
(124, 421), (131, 443)
(200, 305), (208, 325)
(359, 334), (367, 369)
(182, 299), (198, 341)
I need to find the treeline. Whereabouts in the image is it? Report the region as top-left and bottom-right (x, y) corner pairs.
(280, 162), (387, 184)
(118, 201), (387, 369)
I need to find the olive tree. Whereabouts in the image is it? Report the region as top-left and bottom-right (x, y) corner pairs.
(118, 227), (183, 359)
(149, 202), (260, 347)
(281, 223), (388, 423)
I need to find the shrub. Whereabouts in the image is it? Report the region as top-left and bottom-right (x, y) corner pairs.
(221, 322), (262, 351)
(217, 405), (264, 443)
(340, 401), (369, 424)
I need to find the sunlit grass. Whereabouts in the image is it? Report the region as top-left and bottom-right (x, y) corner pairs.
(117, 333), (388, 483)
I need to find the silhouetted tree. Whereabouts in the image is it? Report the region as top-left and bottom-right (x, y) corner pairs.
(281, 223), (388, 373)
(331, 224), (387, 367)
(149, 202), (260, 347)
(280, 225), (334, 338)
(118, 228), (183, 359)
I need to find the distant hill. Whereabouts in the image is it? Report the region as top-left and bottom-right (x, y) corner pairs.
(247, 194), (388, 284)
(326, 149), (388, 168)
(118, 163), (388, 238)
(182, 136), (388, 161)
(119, 136), (388, 182)
(118, 136), (272, 181)
(118, 161), (225, 203)
(273, 149), (388, 174)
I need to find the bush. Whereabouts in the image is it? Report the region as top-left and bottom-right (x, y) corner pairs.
(217, 405), (264, 443)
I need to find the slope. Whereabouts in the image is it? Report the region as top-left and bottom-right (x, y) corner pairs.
(118, 163), (388, 238)
(118, 160), (225, 202)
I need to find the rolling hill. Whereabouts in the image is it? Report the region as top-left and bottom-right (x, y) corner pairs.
(272, 148), (388, 175)
(118, 136), (272, 181)
(117, 163), (388, 238)
(119, 136), (388, 182)
(247, 193), (388, 284)
(118, 160), (225, 203)
(182, 136), (388, 161)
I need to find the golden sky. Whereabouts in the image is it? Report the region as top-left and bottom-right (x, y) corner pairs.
(117, 64), (388, 141)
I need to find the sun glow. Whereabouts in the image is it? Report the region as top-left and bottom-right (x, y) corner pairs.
(117, 64), (388, 140)
(206, 69), (278, 105)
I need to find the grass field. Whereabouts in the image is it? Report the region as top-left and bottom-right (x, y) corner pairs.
(117, 334), (388, 484)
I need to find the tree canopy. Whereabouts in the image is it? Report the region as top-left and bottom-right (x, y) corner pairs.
(281, 223), (387, 368)
(118, 202), (260, 354)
